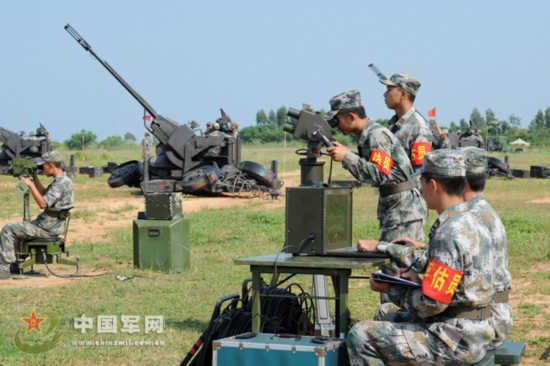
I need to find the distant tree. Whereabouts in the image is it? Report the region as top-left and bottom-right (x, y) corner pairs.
(65, 130), (97, 150)
(375, 118), (390, 128)
(450, 121), (460, 131)
(268, 110), (277, 125)
(470, 108), (486, 130)
(275, 106), (288, 127)
(499, 120), (510, 134)
(508, 114), (521, 129)
(239, 124), (283, 144)
(545, 107), (550, 128)
(485, 109), (497, 127)
(256, 109), (268, 125)
(124, 132), (136, 142)
(459, 119), (469, 132)
(529, 110), (545, 132)
(99, 135), (123, 149)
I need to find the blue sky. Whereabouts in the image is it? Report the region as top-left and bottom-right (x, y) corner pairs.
(1, 1), (549, 142)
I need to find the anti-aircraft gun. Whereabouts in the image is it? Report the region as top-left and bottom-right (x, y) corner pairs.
(0, 123), (50, 175)
(65, 24), (281, 197)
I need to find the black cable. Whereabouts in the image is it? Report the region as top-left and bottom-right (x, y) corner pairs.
(41, 251), (114, 278)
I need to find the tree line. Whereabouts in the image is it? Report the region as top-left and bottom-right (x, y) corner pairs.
(55, 106), (550, 150)
(239, 106), (550, 146)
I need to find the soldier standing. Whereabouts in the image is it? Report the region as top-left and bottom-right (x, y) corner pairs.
(0, 151), (74, 279)
(326, 90), (426, 243)
(346, 149), (495, 365)
(474, 129), (484, 148)
(462, 146), (512, 349)
(230, 122), (239, 138)
(380, 73), (433, 179)
(439, 128), (452, 149)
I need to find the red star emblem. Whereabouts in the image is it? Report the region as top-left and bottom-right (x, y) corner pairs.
(20, 308), (46, 334)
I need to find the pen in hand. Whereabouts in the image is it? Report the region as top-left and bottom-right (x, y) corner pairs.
(401, 257), (419, 277)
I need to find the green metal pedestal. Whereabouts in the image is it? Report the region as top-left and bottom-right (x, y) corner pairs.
(133, 217), (190, 273)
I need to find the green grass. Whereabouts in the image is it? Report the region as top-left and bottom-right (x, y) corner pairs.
(0, 146), (549, 364)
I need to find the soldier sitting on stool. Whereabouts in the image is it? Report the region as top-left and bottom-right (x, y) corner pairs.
(0, 151), (74, 279)
(346, 149), (495, 365)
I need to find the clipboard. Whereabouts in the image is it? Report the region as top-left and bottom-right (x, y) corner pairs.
(371, 272), (421, 287)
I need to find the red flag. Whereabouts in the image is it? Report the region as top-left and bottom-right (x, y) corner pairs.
(143, 114), (151, 121)
(427, 107), (436, 118)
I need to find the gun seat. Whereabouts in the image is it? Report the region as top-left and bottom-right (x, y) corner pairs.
(17, 211), (79, 274)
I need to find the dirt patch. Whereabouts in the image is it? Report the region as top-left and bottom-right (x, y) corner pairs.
(0, 171), (299, 289)
(529, 197), (550, 204)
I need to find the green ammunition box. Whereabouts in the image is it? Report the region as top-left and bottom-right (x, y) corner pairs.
(145, 192), (183, 220)
(133, 217), (190, 273)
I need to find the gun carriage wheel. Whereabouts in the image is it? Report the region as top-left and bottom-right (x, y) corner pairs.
(239, 161), (276, 188)
(107, 160), (143, 188)
(180, 162), (222, 193)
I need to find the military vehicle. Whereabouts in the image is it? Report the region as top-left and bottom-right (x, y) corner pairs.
(0, 124), (51, 175)
(65, 24), (281, 197)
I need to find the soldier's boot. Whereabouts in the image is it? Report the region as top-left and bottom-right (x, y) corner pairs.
(0, 266), (10, 280)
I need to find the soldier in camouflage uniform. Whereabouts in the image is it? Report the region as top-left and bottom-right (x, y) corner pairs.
(462, 146), (513, 350)
(439, 129), (453, 149)
(0, 151), (74, 279)
(380, 73), (433, 181)
(326, 90), (427, 243)
(346, 149), (495, 365)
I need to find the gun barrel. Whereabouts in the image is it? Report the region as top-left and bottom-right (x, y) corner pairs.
(64, 24), (159, 120)
(368, 63), (387, 81)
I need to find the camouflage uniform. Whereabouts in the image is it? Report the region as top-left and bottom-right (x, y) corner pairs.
(437, 129), (453, 150)
(440, 137), (452, 149)
(328, 90), (427, 243)
(0, 154), (74, 271)
(462, 147), (513, 349)
(347, 150), (496, 365)
(381, 74), (433, 186)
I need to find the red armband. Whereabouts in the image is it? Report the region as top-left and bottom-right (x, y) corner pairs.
(369, 150), (394, 177)
(410, 142), (431, 167)
(422, 259), (463, 304)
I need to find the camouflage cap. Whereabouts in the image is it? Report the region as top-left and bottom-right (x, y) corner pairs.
(380, 73), (421, 96)
(327, 90), (362, 118)
(441, 129), (449, 134)
(460, 146), (487, 175)
(413, 149), (466, 177)
(36, 151), (61, 165)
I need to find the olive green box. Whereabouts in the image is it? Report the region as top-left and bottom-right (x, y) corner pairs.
(133, 217), (190, 273)
(145, 192), (183, 220)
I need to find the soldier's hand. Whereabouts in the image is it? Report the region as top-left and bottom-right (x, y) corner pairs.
(326, 141), (350, 162)
(20, 177), (33, 185)
(369, 271), (390, 293)
(392, 237), (426, 249)
(357, 239), (379, 252)
(396, 268), (421, 283)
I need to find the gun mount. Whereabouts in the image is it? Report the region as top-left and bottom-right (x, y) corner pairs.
(65, 24), (282, 197)
(0, 124), (50, 175)
(284, 105), (336, 186)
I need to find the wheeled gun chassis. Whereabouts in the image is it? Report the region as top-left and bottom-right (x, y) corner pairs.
(0, 124), (50, 175)
(65, 24), (281, 196)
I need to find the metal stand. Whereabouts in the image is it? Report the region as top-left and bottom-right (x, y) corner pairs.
(312, 275), (332, 336)
(299, 158), (325, 186)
